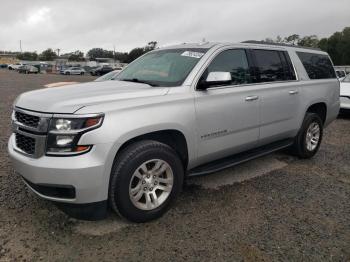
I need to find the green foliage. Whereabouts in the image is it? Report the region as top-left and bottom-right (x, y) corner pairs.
(115, 52), (129, 63)
(319, 27), (350, 65)
(298, 35), (319, 48)
(39, 48), (57, 61)
(127, 47), (146, 63)
(126, 41), (158, 63)
(87, 41), (158, 63)
(87, 48), (114, 60)
(284, 34), (300, 45)
(16, 52), (38, 61)
(263, 27), (350, 65)
(62, 50), (85, 61)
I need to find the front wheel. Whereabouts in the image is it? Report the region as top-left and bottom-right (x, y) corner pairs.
(109, 140), (184, 223)
(290, 113), (323, 158)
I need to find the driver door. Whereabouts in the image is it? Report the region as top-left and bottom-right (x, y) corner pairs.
(194, 49), (260, 164)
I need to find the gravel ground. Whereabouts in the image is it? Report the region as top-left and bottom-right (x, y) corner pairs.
(0, 69), (349, 261)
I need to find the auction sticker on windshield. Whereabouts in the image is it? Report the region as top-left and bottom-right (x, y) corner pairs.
(181, 51), (205, 59)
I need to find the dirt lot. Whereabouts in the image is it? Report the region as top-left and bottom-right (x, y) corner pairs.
(0, 69), (349, 261)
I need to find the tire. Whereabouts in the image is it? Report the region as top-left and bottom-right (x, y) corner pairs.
(80, 72), (84, 75)
(109, 140), (184, 223)
(290, 113), (323, 159)
(65, 72), (70, 75)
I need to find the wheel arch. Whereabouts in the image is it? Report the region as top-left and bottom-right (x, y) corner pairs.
(306, 102), (327, 124)
(115, 129), (190, 170)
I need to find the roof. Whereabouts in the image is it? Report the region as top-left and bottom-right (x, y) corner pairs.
(159, 41), (326, 54)
(241, 40), (322, 51)
(160, 42), (219, 50)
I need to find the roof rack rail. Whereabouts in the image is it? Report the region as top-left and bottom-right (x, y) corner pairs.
(241, 40), (321, 51)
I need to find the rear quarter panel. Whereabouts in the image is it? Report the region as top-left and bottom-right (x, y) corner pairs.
(289, 49), (340, 128)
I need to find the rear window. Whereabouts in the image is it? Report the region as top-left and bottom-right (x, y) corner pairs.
(252, 49), (296, 82)
(296, 52), (336, 79)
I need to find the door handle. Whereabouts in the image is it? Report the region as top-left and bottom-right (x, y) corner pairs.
(289, 90), (299, 95)
(245, 95), (259, 101)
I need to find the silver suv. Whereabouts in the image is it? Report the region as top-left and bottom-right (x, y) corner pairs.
(8, 42), (340, 222)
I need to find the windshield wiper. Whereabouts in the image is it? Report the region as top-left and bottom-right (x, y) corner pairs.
(120, 78), (159, 87)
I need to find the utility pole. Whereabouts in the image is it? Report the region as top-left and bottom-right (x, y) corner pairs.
(113, 44), (116, 64)
(19, 40), (22, 53)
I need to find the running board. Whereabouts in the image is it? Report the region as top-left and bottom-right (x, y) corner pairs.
(188, 139), (293, 177)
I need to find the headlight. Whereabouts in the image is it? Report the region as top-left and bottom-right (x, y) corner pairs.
(46, 114), (104, 156)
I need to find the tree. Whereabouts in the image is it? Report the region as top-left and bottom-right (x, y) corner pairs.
(284, 34), (300, 45)
(145, 41), (158, 51)
(39, 48), (57, 61)
(297, 35), (319, 48)
(319, 27), (350, 65)
(127, 41), (158, 62)
(65, 50), (85, 61)
(127, 47), (145, 63)
(114, 52), (129, 63)
(87, 48), (114, 60)
(17, 52), (38, 61)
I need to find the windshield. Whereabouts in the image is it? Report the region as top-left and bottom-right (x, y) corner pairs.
(116, 48), (208, 87)
(94, 70), (121, 82)
(342, 74), (350, 82)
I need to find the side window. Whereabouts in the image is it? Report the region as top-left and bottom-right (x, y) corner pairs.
(252, 49), (285, 82)
(202, 49), (252, 86)
(296, 52), (336, 79)
(280, 51), (297, 80)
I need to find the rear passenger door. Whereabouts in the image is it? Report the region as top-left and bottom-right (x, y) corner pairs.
(194, 49), (260, 164)
(249, 49), (300, 145)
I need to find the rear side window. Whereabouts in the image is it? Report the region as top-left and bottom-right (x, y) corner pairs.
(202, 49), (252, 86)
(296, 52), (336, 79)
(280, 51), (297, 80)
(251, 49), (296, 82)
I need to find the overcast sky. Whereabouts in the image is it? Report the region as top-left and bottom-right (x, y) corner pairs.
(0, 0), (349, 54)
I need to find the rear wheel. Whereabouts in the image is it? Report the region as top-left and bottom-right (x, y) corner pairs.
(290, 113), (323, 158)
(65, 72), (70, 75)
(109, 140), (184, 223)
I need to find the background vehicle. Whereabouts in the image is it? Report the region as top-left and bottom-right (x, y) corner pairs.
(90, 66), (114, 76)
(336, 69), (347, 80)
(0, 64), (8, 69)
(340, 74), (350, 113)
(8, 63), (25, 70)
(18, 65), (39, 74)
(61, 67), (85, 75)
(94, 69), (122, 82)
(8, 42), (339, 223)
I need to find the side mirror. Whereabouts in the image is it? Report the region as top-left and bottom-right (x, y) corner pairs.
(197, 72), (232, 90)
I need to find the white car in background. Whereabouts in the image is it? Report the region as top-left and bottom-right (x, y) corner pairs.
(61, 67), (85, 75)
(340, 74), (350, 112)
(336, 69), (347, 81)
(8, 63), (25, 70)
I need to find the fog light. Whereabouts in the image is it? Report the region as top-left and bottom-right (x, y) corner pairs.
(56, 135), (74, 146)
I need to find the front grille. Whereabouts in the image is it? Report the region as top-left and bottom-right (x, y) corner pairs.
(15, 133), (35, 155)
(15, 111), (40, 128)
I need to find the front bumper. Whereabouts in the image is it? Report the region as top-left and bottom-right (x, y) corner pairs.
(8, 134), (113, 204)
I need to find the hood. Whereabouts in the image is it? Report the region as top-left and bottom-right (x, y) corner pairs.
(340, 82), (350, 97)
(15, 80), (169, 113)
